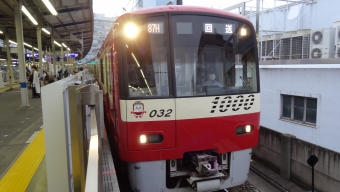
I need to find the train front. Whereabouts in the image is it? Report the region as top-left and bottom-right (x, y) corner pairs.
(115, 8), (260, 192)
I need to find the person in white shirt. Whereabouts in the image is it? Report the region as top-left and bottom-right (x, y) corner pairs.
(31, 65), (41, 98)
(201, 69), (223, 92)
(202, 73), (222, 87)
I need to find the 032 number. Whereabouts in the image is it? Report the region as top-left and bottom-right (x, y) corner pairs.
(149, 109), (173, 118)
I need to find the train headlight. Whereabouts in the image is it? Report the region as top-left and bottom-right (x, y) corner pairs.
(236, 125), (253, 135)
(140, 135), (147, 144)
(125, 23), (138, 38)
(240, 28), (247, 36)
(245, 125), (252, 133)
(139, 134), (164, 144)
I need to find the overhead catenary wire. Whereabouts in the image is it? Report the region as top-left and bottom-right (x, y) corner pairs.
(131, 0), (142, 11)
(123, 0), (132, 12)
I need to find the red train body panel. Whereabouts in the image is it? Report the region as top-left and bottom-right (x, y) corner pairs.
(118, 112), (260, 162)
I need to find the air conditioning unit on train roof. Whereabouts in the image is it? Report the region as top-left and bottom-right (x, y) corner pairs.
(309, 28), (335, 59)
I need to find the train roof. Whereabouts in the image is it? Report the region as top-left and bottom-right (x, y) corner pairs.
(120, 5), (251, 23)
(97, 5), (253, 57)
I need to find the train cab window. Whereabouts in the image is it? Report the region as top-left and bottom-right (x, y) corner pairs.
(171, 15), (259, 97)
(122, 16), (170, 97)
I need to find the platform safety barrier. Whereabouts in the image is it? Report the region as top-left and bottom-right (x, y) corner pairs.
(85, 108), (102, 192)
(76, 83), (104, 192)
(42, 71), (110, 192)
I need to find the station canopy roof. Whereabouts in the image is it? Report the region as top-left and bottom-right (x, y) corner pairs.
(0, 0), (93, 59)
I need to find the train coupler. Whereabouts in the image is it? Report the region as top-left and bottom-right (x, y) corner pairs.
(187, 172), (225, 192)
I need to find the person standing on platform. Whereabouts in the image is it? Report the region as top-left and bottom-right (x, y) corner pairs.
(26, 67), (31, 80)
(64, 69), (69, 78)
(31, 65), (41, 98)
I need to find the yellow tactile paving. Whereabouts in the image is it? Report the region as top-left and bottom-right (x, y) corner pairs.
(0, 129), (45, 191)
(0, 84), (20, 93)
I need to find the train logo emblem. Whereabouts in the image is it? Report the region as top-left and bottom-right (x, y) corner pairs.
(131, 101), (146, 118)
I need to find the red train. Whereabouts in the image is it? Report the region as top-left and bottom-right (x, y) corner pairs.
(94, 5), (260, 192)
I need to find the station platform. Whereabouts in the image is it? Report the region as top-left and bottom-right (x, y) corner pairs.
(0, 85), (119, 192)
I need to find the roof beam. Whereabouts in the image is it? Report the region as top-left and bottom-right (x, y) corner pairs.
(54, 20), (91, 28)
(41, 6), (91, 16)
(59, 30), (92, 37)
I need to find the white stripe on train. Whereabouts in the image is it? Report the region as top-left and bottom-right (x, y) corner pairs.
(120, 93), (260, 122)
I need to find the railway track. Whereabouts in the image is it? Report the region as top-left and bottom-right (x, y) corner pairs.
(226, 165), (290, 192)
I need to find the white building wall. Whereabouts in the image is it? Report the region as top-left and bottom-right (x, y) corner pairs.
(260, 60), (340, 153)
(247, 0), (340, 33)
(140, 0), (174, 8)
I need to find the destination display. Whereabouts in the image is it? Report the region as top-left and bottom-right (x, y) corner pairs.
(203, 23), (235, 34)
(147, 22), (164, 34)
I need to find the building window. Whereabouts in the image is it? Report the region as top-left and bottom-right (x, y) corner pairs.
(281, 95), (317, 125)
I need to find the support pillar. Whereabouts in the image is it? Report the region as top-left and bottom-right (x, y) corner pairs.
(280, 134), (294, 180)
(51, 30), (56, 77)
(5, 31), (14, 88)
(14, 4), (29, 106)
(37, 26), (44, 82)
(32, 43), (34, 66)
(47, 47), (50, 74)
(66, 49), (69, 71)
(61, 47), (64, 78)
(256, 0), (260, 58)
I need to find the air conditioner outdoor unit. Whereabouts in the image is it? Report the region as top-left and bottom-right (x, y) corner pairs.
(277, 31), (298, 60)
(271, 33), (282, 60)
(260, 35), (271, 60)
(309, 28), (335, 59)
(335, 45), (340, 58)
(260, 34), (282, 60)
(336, 26), (340, 44)
(291, 29), (311, 59)
(334, 21), (340, 43)
(333, 21), (340, 58)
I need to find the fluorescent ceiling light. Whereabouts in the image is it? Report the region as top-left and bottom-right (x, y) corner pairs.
(42, 0), (58, 16)
(62, 43), (67, 48)
(21, 6), (38, 25)
(33, 47), (39, 51)
(9, 40), (17, 45)
(54, 41), (61, 47)
(42, 28), (51, 35)
(23, 42), (32, 48)
(0, 30), (3, 34)
(67, 47), (70, 51)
